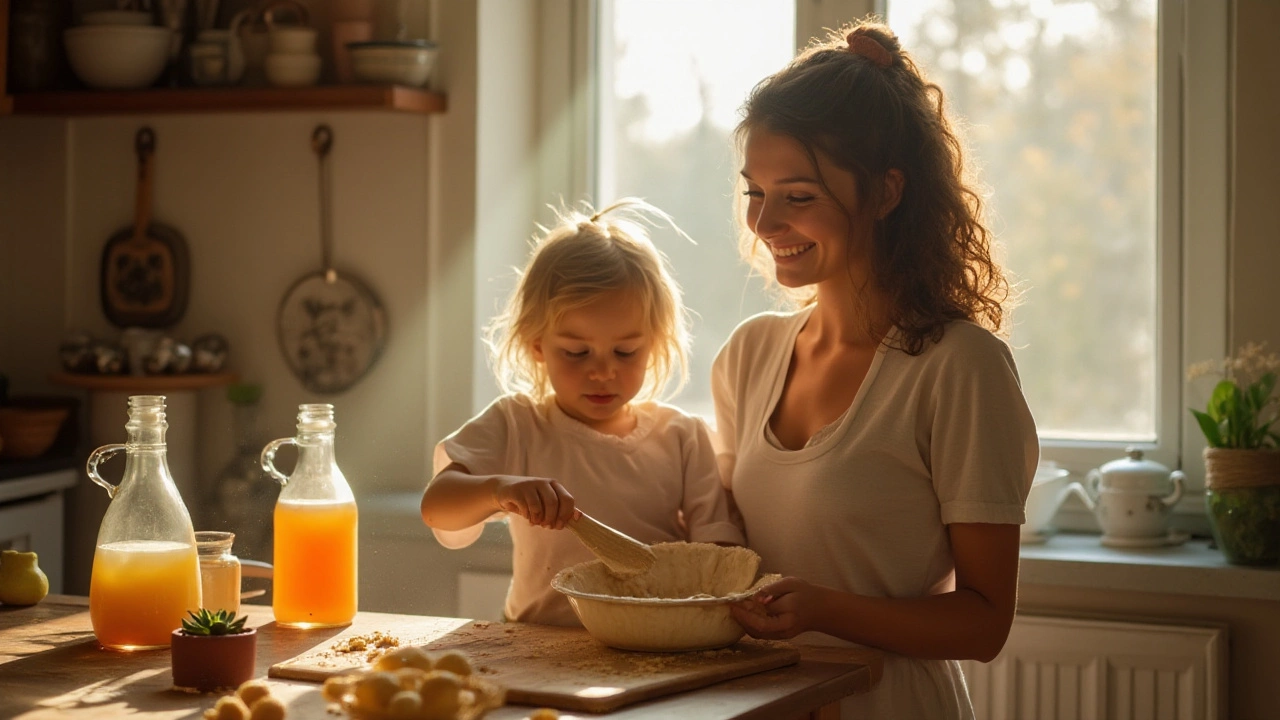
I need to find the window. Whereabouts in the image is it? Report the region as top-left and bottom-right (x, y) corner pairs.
(592, 0), (797, 417)
(888, 0), (1162, 445)
(546, 0), (1227, 494)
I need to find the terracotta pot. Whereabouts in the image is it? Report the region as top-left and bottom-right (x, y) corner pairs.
(170, 628), (257, 691)
(1203, 447), (1280, 566)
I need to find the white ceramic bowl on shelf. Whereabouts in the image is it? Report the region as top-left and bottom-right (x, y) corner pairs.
(347, 40), (437, 87)
(64, 26), (170, 90)
(1022, 462), (1073, 543)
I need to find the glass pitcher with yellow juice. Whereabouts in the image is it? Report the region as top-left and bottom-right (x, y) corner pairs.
(261, 404), (357, 627)
(87, 395), (202, 651)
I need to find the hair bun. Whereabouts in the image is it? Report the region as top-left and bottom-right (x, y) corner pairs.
(846, 31), (893, 69)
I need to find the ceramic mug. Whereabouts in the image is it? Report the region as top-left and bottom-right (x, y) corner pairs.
(268, 26), (317, 55)
(196, 28), (245, 84)
(188, 42), (227, 86)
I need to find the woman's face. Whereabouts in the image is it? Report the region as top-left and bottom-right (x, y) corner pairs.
(740, 129), (878, 291)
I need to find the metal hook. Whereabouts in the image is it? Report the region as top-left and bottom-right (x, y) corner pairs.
(311, 124), (333, 156)
(135, 126), (156, 158)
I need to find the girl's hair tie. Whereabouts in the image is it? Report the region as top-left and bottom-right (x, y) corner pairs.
(846, 32), (893, 69)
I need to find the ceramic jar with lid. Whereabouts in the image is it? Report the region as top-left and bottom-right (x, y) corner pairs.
(1067, 447), (1185, 545)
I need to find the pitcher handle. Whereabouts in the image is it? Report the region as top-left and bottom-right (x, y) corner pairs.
(86, 444), (127, 498)
(1162, 470), (1186, 508)
(261, 437), (296, 486)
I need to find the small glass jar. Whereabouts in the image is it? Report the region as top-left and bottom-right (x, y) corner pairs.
(195, 531), (242, 616)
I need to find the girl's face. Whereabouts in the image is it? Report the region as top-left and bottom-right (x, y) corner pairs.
(740, 129), (878, 290)
(533, 289), (653, 435)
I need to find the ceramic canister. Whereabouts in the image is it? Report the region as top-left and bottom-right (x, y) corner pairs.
(1069, 448), (1185, 539)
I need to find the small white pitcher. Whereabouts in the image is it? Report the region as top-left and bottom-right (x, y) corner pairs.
(1067, 447), (1185, 542)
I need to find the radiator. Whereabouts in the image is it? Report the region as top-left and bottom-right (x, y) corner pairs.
(961, 615), (1227, 720)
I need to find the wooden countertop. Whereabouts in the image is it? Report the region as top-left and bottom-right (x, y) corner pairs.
(0, 597), (881, 720)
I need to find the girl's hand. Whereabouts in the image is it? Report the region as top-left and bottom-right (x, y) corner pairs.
(493, 477), (576, 529)
(729, 576), (823, 640)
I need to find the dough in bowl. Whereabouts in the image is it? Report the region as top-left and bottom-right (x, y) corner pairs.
(552, 542), (779, 652)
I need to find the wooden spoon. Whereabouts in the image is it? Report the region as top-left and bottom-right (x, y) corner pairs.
(568, 512), (656, 577)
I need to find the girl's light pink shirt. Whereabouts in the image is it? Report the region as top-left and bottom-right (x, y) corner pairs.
(431, 394), (745, 626)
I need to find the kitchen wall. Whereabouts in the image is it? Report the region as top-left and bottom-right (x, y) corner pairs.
(1230, 0), (1280, 348)
(0, 0), (519, 592)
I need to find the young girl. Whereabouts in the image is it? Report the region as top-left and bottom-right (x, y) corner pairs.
(421, 199), (745, 627)
(715, 20), (1038, 719)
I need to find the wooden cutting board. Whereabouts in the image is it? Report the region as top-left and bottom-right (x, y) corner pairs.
(267, 613), (801, 713)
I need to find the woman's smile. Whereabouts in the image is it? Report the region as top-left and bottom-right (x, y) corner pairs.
(770, 242), (816, 259)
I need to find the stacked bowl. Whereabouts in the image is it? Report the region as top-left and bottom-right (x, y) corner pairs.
(347, 40), (437, 87)
(65, 10), (169, 89)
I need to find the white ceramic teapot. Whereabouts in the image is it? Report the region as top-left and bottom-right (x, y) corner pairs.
(1067, 447), (1184, 545)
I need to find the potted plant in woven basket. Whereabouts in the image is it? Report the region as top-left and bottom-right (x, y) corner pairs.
(171, 608), (257, 692)
(1188, 341), (1280, 565)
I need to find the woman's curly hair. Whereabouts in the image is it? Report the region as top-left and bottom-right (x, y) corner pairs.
(735, 19), (1016, 354)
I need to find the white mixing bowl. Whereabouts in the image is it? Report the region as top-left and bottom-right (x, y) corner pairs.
(552, 542), (778, 652)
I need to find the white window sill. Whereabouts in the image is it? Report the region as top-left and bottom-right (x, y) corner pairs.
(1019, 532), (1280, 602)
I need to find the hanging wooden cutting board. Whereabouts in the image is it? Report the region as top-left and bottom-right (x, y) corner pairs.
(267, 613), (801, 713)
(100, 127), (190, 329)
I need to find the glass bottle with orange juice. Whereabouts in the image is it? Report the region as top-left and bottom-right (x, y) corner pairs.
(261, 403), (357, 628)
(86, 395), (202, 651)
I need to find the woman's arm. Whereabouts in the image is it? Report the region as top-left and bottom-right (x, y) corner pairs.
(421, 462), (578, 532)
(731, 522), (1020, 662)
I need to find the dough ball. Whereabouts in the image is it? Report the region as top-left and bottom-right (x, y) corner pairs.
(321, 676), (354, 702)
(432, 651), (473, 677)
(353, 671), (402, 711)
(374, 645), (434, 672)
(204, 696), (250, 720)
(236, 679), (272, 707)
(394, 666), (428, 690)
(386, 690), (422, 719)
(248, 696), (286, 720)
(417, 671), (462, 720)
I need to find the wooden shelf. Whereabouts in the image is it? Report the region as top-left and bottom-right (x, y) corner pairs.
(9, 85), (447, 116)
(49, 371), (237, 392)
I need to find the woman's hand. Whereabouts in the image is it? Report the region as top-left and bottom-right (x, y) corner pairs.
(729, 576), (825, 640)
(493, 477), (576, 530)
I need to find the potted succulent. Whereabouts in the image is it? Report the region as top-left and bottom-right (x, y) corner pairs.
(171, 608), (257, 692)
(1187, 341), (1280, 565)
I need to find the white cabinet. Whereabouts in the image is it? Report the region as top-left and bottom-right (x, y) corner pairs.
(456, 571), (510, 622)
(0, 469), (77, 593)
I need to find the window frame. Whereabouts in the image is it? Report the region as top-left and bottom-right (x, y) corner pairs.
(535, 0), (1229, 515)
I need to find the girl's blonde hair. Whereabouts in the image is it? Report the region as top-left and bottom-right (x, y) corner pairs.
(486, 198), (691, 402)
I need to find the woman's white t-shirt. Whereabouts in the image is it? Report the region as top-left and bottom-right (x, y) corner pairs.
(432, 394), (746, 626)
(712, 308), (1039, 720)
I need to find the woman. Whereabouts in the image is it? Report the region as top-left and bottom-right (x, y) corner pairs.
(712, 19), (1039, 718)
